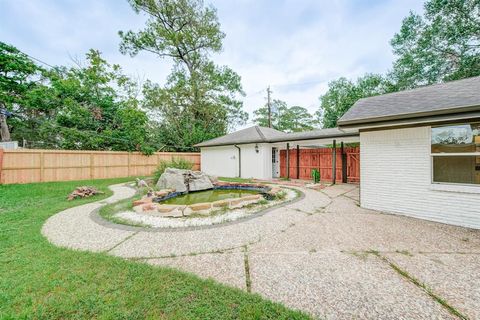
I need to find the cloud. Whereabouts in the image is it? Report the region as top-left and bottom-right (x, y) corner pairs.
(0, 0), (424, 129)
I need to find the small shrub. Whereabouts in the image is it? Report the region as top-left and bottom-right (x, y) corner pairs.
(258, 199), (269, 205)
(311, 169), (320, 184)
(153, 157), (194, 183)
(275, 190), (287, 200)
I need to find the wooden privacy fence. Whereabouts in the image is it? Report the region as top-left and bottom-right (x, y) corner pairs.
(0, 149), (200, 185)
(280, 147), (360, 183)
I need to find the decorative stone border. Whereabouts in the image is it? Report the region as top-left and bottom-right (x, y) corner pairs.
(131, 181), (284, 218)
(90, 186), (305, 232)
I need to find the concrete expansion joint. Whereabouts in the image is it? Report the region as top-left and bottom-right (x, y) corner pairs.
(242, 245), (252, 292)
(128, 246), (242, 261)
(367, 250), (468, 320)
(105, 231), (140, 253)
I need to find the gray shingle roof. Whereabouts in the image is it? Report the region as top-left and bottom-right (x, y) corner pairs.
(194, 126), (287, 147)
(338, 76), (480, 126)
(270, 128), (358, 143)
(195, 126), (358, 147)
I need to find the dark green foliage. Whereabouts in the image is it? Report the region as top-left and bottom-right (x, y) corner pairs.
(153, 157), (194, 183)
(120, 0), (248, 150)
(311, 169), (320, 184)
(317, 0), (480, 128)
(317, 74), (392, 128)
(253, 99), (318, 132)
(390, 0), (480, 89)
(0, 43), (155, 153)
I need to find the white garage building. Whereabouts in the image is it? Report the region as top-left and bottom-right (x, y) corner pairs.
(195, 126), (359, 180)
(196, 76), (480, 229)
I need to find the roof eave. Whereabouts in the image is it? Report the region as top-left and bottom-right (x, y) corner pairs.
(338, 110), (480, 131)
(338, 104), (480, 127)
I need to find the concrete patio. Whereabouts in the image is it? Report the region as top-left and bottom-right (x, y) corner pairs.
(42, 182), (480, 319)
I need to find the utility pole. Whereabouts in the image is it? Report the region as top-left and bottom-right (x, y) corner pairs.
(267, 86), (272, 128)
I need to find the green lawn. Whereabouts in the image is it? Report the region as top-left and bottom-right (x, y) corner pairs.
(218, 177), (255, 183)
(0, 178), (309, 319)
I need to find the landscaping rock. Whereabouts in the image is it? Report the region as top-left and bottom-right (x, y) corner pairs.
(152, 205), (184, 218)
(133, 196), (153, 207)
(242, 194), (262, 201)
(156, 168), (189, 193)
(156, 168), (213, 193)
(157, 204), (176, 213)
(188, 171), (214, 192)
(229, 198), (245, 208)
(212, 199), (230, 208)
(67, 186), (104, 201)
(136, 178), (149, 188)
(189, 202), (212, 212)
(142, 203), (157, 212)
(208, 175), (219, 184)
(155, 189), (172, 197)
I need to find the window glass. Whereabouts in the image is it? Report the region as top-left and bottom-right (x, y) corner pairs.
(431, 123), (480, 153)
(432, 156), (480, 184)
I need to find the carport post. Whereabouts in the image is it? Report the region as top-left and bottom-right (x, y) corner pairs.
(332, 139), (336, 185)
(296, 145), (300, 179)
(286, 143), (290, 180)
(341, 141), (347, 183)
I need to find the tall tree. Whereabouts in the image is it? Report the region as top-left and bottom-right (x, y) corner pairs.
(48, 50), (154, 153)
(389, 0), (480, 89)
(119, 0), (248, 150)
(0, 42), (154, 153)
(253, 100), (317, 132)
(0, 41), (45, 141)
(317, 74), (390, 128)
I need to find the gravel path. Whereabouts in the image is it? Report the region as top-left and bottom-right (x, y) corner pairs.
(42, 182), (480, 319)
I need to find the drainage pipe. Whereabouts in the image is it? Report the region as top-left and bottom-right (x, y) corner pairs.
(234, 144), (241, 178)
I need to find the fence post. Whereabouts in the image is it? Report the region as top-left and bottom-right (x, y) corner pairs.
(40, 151), (45, 182)
(127, 152), (131, 177)
(0, 148), (4, 184)
(341, 142), (347, 183)
(90, 153), (94, 179)
(332, 140), (336, 185)
(296, 145), (300, 179)
(286, 143), (290, 180)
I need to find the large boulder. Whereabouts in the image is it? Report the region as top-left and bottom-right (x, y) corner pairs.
(188, 170), (214, 192)
(156, 168), (214, 193)
(156, 168), (188, 192)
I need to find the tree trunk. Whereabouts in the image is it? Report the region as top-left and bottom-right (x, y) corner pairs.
(0, 114), (11, 142)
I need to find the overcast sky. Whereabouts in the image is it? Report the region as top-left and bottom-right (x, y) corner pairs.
(0, 0), (424, 128)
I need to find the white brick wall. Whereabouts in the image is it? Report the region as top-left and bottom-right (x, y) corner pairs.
(361, 126), (480, 229)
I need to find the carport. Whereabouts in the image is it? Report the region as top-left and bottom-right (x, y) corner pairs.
(196, 126), (359, 182)
(267, 128), (360, 184)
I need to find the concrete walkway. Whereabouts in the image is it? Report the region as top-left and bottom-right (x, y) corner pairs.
(42, 183), (480, 319)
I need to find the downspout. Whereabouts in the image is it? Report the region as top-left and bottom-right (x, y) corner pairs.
(234, 144), (241, 178)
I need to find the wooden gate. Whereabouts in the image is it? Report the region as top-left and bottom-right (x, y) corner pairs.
(280, 147), (360, 183)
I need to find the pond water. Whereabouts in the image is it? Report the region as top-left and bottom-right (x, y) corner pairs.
(161, 189), (261, 205)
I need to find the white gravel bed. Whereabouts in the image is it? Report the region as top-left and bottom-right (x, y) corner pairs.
(114, 188), (297, 228)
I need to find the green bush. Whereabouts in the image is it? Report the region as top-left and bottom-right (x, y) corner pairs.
(153, 157), (194, 183)
(311, 169), (320, 184)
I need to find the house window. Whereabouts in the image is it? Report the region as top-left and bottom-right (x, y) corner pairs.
(431, 122), (480, 185)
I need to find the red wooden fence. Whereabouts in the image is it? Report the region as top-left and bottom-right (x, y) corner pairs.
(280, 147), (360, 183)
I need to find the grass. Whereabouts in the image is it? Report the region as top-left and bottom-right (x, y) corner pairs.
(98, 193), (148, 227)
(218, 177), (254, 183)
(0, 178), (310, 319)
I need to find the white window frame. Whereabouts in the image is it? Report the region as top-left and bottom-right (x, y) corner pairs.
(430, 123), (480, 192)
